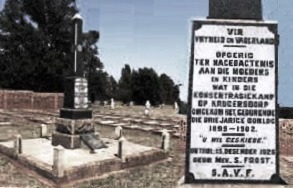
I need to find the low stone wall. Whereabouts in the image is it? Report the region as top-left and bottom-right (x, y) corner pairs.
(279, 119), (293, 156)
(0, 90), (63, 110)
(0, 140), (168, 184)
(61, 149), (167, 183)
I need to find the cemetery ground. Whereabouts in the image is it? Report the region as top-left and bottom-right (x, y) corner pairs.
(0, 105), (292, 187)
(0, 105), (185, 187)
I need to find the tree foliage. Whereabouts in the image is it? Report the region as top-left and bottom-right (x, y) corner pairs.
(117, 64), (180, 105)
(0, 1), (180, 105)
(117, 64), (132, 103)
(131, 67), (162, 105)
(89, 70), (117, 102)
(0, 0), (103, 93)
(159, 73), (176, 104)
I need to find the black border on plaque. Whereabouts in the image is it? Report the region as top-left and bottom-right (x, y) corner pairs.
(184, 19), (287, 185)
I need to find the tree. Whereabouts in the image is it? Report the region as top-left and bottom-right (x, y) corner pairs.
(131, 67), (162, 105)
(83, 30), (104, 102)
(117, 64), (132, 103)
(117, 65), (181, 105)
(107, 76), (118, 99)
(89, 70), (117, 102)
(159, 73), (175, 104)
(172, 84), (180, 103)
(0, 0), (103, 92)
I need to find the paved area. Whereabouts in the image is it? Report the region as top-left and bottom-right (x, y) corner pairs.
(0, 137), (154, 168)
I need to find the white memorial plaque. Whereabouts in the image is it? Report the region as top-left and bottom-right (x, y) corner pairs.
(74, 78), (88, 109)
(186, 19), (279, 183)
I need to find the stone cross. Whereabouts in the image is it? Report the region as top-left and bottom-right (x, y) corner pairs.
(72, 13), (84, 77)
(59, 13), (92, 119)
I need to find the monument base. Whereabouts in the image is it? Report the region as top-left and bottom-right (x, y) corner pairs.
(55, 118), (94, 134)
(52, 132), (81, 149)
(52, 117), (95, 149)
(60, 108), (92, 119)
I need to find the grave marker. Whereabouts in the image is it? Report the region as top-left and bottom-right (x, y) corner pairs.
(185, 0), (284, 184)
(145, 100), (151, 116)
(145, 100), (151, 109)
(60, 13), (91, 119)
(110, 98), (115, 110)
(114, 126), (123, 140)
(174, 101), (179, 114)
(52, 13), (97, 149)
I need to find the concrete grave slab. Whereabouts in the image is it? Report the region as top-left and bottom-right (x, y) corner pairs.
(0, 137), (167, 183)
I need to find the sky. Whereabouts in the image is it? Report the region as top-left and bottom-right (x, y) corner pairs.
(1, 0), (293, 106)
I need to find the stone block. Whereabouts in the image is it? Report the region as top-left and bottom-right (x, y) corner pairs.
(40, 124), (49, 137)
(60, 108), (92, 119)
(55, 118), (94, 135)
(52, 132), (81, 149)
(209, 0), (262, 20)
(80, 133), (107, 152)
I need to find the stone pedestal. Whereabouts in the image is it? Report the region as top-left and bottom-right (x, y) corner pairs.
(60, 108), (92, 119)
(52, 132), (81, 149)
(52, 118), (94, 149)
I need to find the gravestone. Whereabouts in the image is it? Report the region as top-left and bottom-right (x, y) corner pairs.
(144, 100), (151, 116)
(52, 13), (96, 149)
(110, 98), (115, 110)
(114, 125), (123, 140)
(185, 0), (285, 185)
(174, 101), (179, 114)
(59, 13), (91, 119)
(144, 109), (150, 116)
(145, 100), (151, 109)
